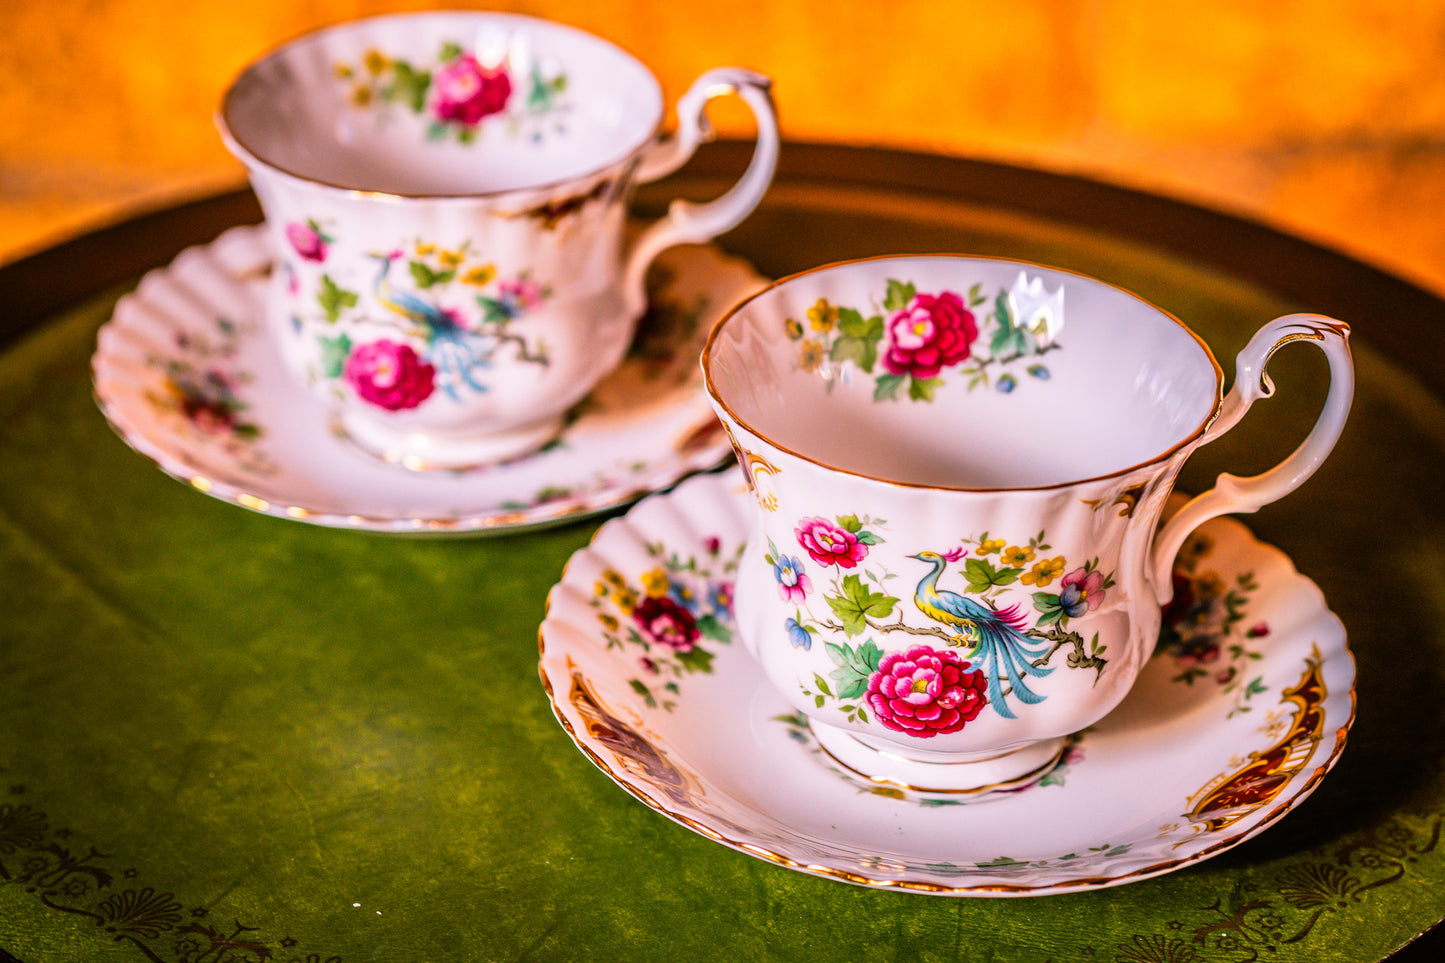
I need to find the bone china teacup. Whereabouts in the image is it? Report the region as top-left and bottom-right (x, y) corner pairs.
(702, 255), (1352, 795)
(219, 11), (778, 469)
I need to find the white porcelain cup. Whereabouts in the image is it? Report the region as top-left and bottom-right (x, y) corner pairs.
(703, 255), (1352, 795)
(219, 11), (778, 469)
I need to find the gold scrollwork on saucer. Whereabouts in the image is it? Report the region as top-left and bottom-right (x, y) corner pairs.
(1181, 644), (1328, 836)
(567, 662), (703, 809)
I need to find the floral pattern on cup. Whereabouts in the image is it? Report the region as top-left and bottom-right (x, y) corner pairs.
(285, 220), (331, 263)
(784, 271), (1063, 399)
(343, 339), (437, 411)
(867, 644), (988, 737)
(287, 230), (552, 411)
(335, 40), (568, 144)
(1158, 531), (1271, 718)
(775, 521), (1114, 730)
(591, 536), (742, 712)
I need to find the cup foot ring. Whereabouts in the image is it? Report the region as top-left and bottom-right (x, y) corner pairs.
(808, 720), (1069, 797)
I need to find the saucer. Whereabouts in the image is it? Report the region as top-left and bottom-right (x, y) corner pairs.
(92, 225), (766, 533)
(539, 470), (1355, 895)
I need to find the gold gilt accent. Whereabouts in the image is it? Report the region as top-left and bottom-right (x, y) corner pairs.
(718, 422), (781, 512)
(743, 449), (782, 512)
(1084, 482), (1149, 518)
(1182, 644), (1328, 836)
(502, 178), (614, 230)
(566, 663), (702, 810)
(544, 659), (769, 848)
(1256, 325), (1329, 392)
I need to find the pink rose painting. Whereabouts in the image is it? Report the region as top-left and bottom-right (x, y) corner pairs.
(336, 41), (568, 147)
(631, 596), (700, 653)
(783, 275), (1061, 401)
(883, 291), (978, 379)
(432, 54), (512, 125)
(795, 516), (868, 569)
(865, 645), (987, 737)
(344, 339), (436, 411)
(285, 221), (328, 263)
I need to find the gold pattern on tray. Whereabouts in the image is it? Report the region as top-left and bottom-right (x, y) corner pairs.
(0, 784), (341, 962)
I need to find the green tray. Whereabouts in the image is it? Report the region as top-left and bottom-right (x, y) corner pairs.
(1, 144), (1441, 962)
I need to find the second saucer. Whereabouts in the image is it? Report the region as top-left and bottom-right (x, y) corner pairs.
(92, 225), (766, 534)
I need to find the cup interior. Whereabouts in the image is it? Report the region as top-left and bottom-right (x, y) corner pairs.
(220, 12), (662, 196)
(704, 256), (1222, 490)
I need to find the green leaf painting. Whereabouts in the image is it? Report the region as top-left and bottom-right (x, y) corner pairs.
(317, 275), (358, 323)
(829, 307), (883, 371)
(825, 574), (898, 637)
(825, 638), (884, 699)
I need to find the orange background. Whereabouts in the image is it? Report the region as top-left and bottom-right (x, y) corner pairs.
(4, 0), (1445, 295)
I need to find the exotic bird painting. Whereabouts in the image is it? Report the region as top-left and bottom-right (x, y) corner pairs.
(908, 548), (1056, 719)
(369, 250), (492, 399)
(778, 512), (1110, 732)
(368, 249), (550, 400)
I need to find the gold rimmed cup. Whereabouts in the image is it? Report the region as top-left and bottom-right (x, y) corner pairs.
(703, 253), (1351, 794)
(219, 11), (778, 469)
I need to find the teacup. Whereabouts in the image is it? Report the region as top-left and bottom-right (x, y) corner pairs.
(703, 255), (1352, 795)
(219, 11), (778, 469)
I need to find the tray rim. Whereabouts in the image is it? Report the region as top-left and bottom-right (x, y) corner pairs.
(4, 141), (1444, 404)
(3, 140), (1440, 961)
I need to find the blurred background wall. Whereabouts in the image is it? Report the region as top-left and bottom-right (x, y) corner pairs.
(3, 0), (1444, 295)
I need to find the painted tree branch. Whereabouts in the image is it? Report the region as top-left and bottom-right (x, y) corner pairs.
(816, 616), (962, 644)
(1027, 626), (1107, 680)
(971, 340), (1063, 369)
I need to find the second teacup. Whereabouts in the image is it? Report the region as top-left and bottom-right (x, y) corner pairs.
(703, 254), (1352, 795)
(220, 11), (778, 469)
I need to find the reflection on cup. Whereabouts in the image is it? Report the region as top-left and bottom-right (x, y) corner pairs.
(703, 254), (1352, 795)
(219, 11), (778, 469)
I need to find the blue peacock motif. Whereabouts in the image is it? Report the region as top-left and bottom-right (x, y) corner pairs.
(368, 251), (509, 400)
(775, 517), (1111, 732)
(908, 549), (1055, 719)
(282, 225), (552, 411)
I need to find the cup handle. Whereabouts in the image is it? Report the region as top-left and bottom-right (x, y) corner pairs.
(620, 67), (779, 318)
(1149, 314), (1354, 599)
